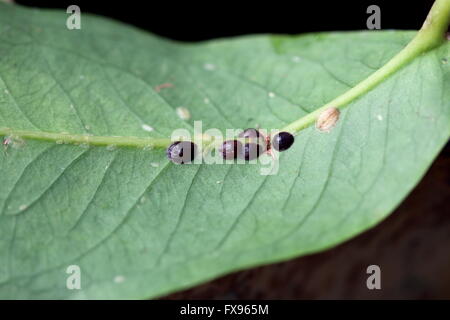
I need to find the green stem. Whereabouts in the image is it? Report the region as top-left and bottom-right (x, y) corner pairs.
(0, 128), (172, 148)
(282, 0), (450, 134)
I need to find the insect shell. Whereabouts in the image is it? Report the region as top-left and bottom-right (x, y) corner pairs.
(166, 141), (198, 164)
(239, 128), (267, 160)
(316, 107), (340, 132)
(271, 132), (295, 151)
(219, 139), (264, 161)
(220, 140), (243, 160)
(239, 128), (263, 139)
(240, 142), (264, 161)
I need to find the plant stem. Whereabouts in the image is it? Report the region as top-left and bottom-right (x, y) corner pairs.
(0, 128), (172, 148)
(282, 0), (450, 134)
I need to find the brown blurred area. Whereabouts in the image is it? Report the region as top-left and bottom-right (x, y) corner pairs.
(164, 142), (450, 300)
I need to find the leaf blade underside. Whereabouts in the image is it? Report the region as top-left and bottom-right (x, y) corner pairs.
(0, 4), (449, 299)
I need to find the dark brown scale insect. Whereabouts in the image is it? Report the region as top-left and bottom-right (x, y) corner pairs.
(271, 132), (295, 152)
(239, 128), (268, 154)
(239, 142), (264, 161)
(239, 128), (262, 139)
(166, 141), (197, 164)
(219, 140), (242, 160)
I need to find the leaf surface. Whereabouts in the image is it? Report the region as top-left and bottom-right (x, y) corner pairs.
(0, 4), (449, 299)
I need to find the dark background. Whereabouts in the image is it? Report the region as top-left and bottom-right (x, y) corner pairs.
(16, 0), (437, 41)
(13, 0), (450, 299)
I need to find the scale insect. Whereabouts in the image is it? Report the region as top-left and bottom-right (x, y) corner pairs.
(165, 128), (296, 164)
(238, 128), (267, 161)
(219, 140), (243, 160)
(218, 128), (295, 161)
(271, 131), (295, 152)
(166, 141), (198, 164)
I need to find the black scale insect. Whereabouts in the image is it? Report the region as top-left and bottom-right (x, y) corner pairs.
(271, 131), (295, 152)
(166, 128), (295, 164)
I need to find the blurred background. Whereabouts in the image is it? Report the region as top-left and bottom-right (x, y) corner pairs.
(13, 0), (449, 299)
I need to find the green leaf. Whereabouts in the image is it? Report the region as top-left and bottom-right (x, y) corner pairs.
(0, 2), (449, 299)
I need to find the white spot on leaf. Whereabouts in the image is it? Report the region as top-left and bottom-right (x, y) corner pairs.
(176, 107), (191, 120)
(141, 124), (154, 132)
(203, 63), (216, 71)
(114, 275), (125, 284)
